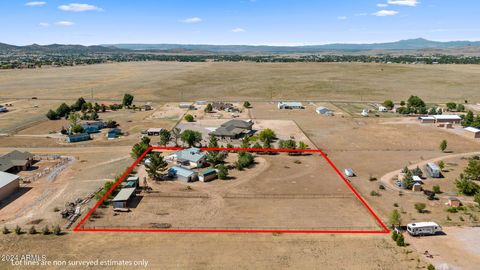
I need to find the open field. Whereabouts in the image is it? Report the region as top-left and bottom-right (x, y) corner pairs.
(1, 62), (480, 103)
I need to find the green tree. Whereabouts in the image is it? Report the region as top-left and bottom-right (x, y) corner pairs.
(396, 233), (405, 246)
(71, 124), (84, 134)
(474, 192), (480, 206)
(457, 104), (465, 112)
(71, 97), (86, 111)
(432, 185), (441, 194)
(400, 101), (406, 106)
(14, 225), (22, 235)
(464, 160), (480, 181)
(391, 230), (398, 241)
(216, 164), (229, 180)
(455, 174), (480, 195)
(46, 109), (58, 120)
(2, 226), (9, 234)
(438, 161), (445, 171)
(414, 203), (426, 213)
(204, 103), (213, 113)
(42, 225), (50, 235)
(56, 103), (71, 117)
(145, 152), (168, 180)
(29, 226), (37, 235)
(427, 264), (436, 270)
(440, 140), (448, 152)
(184, 114), (194, 122)
(258, 128), (276, 143)
(180, 130), (202, 147)
(53, 225), (62, 236)
(383, 100), (394, 110)
(159, 129), (171, 146)
(407, 95), (426, 109)
(463, 111), (474, 127)
(122, 93), (134, 107)
(446, 102), (457, 111)
(68, 112), (81, 127)
(236, 151), (255, 170)
(388, 209), (401, 227)
(131, 141), (150, 159)
(91, 111), (99, 120)
(243, 101), (251, 108)
(171, 128), (181, 147)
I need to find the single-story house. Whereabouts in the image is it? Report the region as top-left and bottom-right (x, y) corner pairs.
(106, 128), (122, 139)
(432, 115), (462, 124)
(196, 101), (208, 105)
(465, 127), (480, 139)
(0, 150), (34, 173)
(316, 107), (333, 116)
(277, 102), (304, 110)
(81, 122), (106, 134)
(447, 197), (462, 207)
(146, 128), (164, 136)
(419, 116), (435, 124)
(0, 171), (20, 201)
(175, 147), (207, 168)
(66, 133), (91, 143)
(112, 187), (136, 209)
(179, 103), (194, 109)
(168, 166), (198, 182)
(199, 168), (218, 182)
(426, 162), (441, 178)
(210, 119), (254, 139)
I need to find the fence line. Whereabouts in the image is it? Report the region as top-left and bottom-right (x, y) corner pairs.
(223, 193), (354, 199)
(80, 225), (379, 231)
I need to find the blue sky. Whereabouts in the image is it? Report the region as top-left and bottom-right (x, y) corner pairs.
(1, 0), (478, 45)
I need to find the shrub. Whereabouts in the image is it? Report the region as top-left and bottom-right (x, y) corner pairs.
(427, 264), (436, 270)
(396, 233), (405, 246)
(414, 203), (426, 213)
(393, 203), (399, 207)
(2, 226), (9, 234)
(370, 190), (380, 196)
(217, 164), (228, 180)
(379, 184), (385, 190)
(46, 110), (58, 120)
(29, 226), (37, 235)
(447, 207), (458, 213)
(369, 175), (377, 181)
(53, 225), (62, 236)
(391, 230), (398, 241)
(432, 185), (441, 194)
(53, 207), (60, 212)
(184, 114), (194, 122)
(243, 101), (251, 108)
(14, 225), (22, 235)
(42, 225), (50, 235)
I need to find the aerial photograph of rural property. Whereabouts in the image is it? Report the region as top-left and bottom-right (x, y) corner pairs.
(1, 0), (480, 269)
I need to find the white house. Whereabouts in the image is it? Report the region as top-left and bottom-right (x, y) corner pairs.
(277, 102), (304, 110)
(432, 115), (462, 124)
(315, 107), (333, 116)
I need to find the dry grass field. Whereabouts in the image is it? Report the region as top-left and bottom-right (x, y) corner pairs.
(1, 62), (480, 102)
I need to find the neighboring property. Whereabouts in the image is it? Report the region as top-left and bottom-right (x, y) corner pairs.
(426, 162), (441, 178)
(378, 106), (388, 112)
(464, 127), (480, 139)
(174, 147), (207, 168)
(210, 119), (254, 139)
(146, 128), (164, 136)
(316, 107), (333, 116)
(81, 122), (106, 134)
(179, 103), (194, 109)
(66, 133), (91, 143)
(168, 166), (198, 182)
(277, 102), (304, 110)
(432, 115), (462, 124)
(199, 168), (218, 182)
(419, 116), (435, 124)
(0, 150), (34, 173)
(112, 187), (136, 209)
(0, 171), (20, 201)
(106, 128), (122, 140)
(447, 197), (462, 207)
(412, 175), (423, 184)
(211, 102), (238, 112)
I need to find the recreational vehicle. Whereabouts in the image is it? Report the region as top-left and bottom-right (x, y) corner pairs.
(406, 222), (442, 236)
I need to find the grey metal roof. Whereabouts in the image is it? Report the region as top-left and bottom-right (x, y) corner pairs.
(210, 120), (253, 137)
(176, 148), (206, 163)
(0, 171), (20, 189)
(112, 188), (136, 202)
(169, 166), (197, 177)
(0, 150), (34, 172)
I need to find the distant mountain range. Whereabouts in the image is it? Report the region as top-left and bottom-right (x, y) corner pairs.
(2, 38), (480, 54)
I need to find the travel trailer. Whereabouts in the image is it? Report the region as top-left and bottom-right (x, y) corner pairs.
(406, 222), (442, 236)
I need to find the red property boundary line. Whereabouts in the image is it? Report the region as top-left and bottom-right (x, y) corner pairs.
(74, 146), (390, 234)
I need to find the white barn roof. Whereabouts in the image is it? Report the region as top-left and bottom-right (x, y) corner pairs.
(0, 171), (20, 189)
(465, 127), (480, 133)
(433, 115), (462, 120)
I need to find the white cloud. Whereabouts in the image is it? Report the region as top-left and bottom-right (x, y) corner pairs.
(25, 1), (46, 6)
(377, 3), (388, 7)
(387, 0), (419, 7)
(55, 21), (74, 26)
(58, 3), (102, 12)
(337, 16), (347, 20)
(181, 17), (203, 23)
(231, 27), (246, 33)
(372, 10), (399, 16)
(39, 22), (49, 27)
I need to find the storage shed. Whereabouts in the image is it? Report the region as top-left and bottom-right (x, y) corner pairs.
(278, 102), (304, 110)
(426, 162), (441, 178)
(412, 183), (422, 192)
(447, 197), (462, 207)
(0, 171), (20, 201)
(316, 107), (333, 116)
(419, 116), (435, 124)
(111, 188), (136, 209)
(433, 115), (462, 124)
(199, 168), (218, 182)
(66, 133), (91, 143)
(146, 128), (164, 136)
(465, 127), (480, 139)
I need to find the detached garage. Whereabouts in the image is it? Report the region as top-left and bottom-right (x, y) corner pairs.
(111, 188), (136, 209)
(0, 171), (20, 201)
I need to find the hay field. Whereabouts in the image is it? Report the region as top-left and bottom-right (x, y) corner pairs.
(1, 62), (480, 102)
